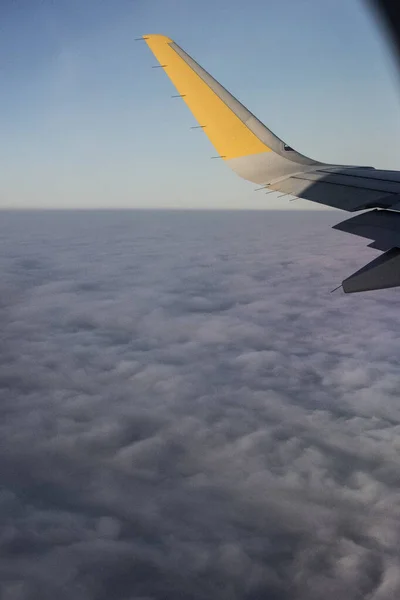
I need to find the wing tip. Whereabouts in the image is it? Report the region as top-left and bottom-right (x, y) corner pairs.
(142, 34), (173, 44)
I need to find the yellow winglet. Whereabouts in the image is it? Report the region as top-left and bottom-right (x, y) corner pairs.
(144, 34), (271, 160)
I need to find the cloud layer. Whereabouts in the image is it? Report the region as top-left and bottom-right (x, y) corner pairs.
(1, 209), (400, 600)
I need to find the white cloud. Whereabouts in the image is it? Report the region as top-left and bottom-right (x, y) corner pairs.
(1, 210), (400, 598)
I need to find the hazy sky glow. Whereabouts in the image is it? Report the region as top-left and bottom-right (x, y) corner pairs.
(1, 0), (399, 209)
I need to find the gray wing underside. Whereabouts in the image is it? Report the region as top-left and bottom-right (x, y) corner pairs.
(265, 166), (400, 213)
(265, 166), (400, 293)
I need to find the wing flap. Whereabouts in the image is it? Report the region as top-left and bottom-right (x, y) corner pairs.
(333, 209), (400, 244)
(343, 248), (400, 293)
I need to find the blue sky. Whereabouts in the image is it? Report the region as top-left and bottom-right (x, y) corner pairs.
(0, 0), (399, 209)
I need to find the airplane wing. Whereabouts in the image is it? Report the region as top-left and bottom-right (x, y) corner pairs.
(142, 34), (400, 293)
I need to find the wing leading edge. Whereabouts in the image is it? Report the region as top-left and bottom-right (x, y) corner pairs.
(142, 34), (400, 293)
